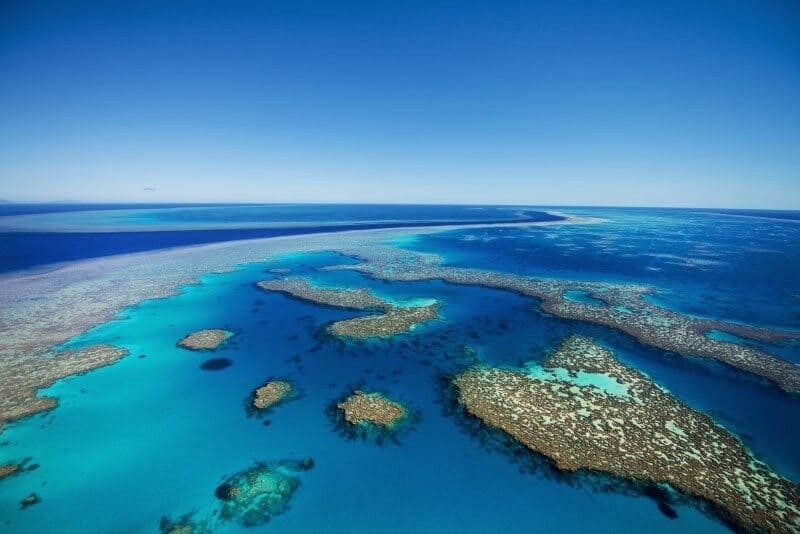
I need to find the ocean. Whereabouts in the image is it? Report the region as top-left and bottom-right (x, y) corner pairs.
(0, 204), (559, 273)
(0, 205), (798, 533)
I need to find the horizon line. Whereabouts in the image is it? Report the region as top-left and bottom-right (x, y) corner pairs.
(0, 199), (798, 212)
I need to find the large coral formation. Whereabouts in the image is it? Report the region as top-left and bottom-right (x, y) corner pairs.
(453, 336), (800, 533)
(257, 278), (439, 338)
(329, 305), (439, 338)
(0, 344), (128, 429)
(252, 380), (294, 411)
(325, 244), (800, 392)
(178, 329), (232, 351)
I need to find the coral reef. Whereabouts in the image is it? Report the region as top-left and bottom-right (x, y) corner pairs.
(0, 218), (577, 436)
(325, 244), (800, 392)
(0, 464), (19, 479)
(178, 329), (232, 351)
(252, 380), (294, 411)
(327, 387), (418, 445)
(257, 278), (439, 338)
(159, 514), (210, 534)
(215, 460), (312, 527)
(337, 390), (407, 427)
(0, 344), (128, 430)
(453, 336), (800, 532)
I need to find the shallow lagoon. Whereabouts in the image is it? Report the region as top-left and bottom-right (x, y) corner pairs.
(1, 208), (799, 532)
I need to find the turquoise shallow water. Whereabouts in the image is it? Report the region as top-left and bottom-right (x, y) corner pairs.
(1, 208), (799, 532)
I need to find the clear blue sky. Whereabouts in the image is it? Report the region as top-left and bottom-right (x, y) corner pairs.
(1, 0), (799, 207)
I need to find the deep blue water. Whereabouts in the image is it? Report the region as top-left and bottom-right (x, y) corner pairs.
(0, 203), (235, 217)
(702, 208), (800, 222)
(403, 208), (800, 330)
(0, 204), (559, 273)
(0, 205), (799, 533)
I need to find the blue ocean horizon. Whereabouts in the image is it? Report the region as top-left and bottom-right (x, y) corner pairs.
(1, 203), (798, 274)
(0, 203), (565, 273)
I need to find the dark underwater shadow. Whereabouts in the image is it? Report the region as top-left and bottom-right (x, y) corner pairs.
(199, 357), (232, 370)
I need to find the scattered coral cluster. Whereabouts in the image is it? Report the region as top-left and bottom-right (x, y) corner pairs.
(0, 220), (577, 437)
(0, 229), (369, 433)
(257, 278), (439, 338)
(453, 336), (800, 532)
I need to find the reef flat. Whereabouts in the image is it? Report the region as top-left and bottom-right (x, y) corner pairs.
(252, 380), (294, 411)
(337, 390), (408, 428)
(0, 344), (128, 429)
(257, 277), (439, 338)
(453, 336), (800, 532)
(324, 245), (800, 392)
(178, 329), (232, 351)
(215, 460), (312, 527)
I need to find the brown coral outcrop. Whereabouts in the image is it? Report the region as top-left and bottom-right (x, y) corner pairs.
(337, 390), (407, 427)
(453, 336), (800, 532)
(178, 329), (232, 351)
(252, 380), (294, 410)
